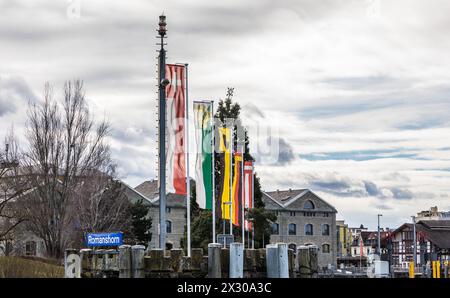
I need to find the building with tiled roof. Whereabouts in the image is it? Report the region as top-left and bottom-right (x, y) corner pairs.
(262, 188), (337, 270)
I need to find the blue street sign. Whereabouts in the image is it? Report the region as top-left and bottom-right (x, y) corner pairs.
(86, 232), (123, 247)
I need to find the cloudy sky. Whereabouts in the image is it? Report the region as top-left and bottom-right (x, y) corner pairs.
(1, 0), (450, 229)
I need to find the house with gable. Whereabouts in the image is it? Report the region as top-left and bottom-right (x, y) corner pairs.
(262, 188), (337, 269)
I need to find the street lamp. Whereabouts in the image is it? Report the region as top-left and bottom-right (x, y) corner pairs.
(377, 214), (382, 255)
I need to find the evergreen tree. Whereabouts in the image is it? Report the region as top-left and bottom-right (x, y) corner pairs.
(214, 88), (277, 248)
(128, 199), (152, 246)
(182, 87), (277, 250)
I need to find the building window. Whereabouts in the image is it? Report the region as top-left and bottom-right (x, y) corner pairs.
(166, 220), (172, 234)
(305, 224), (313, 236)
(166, 207), (171, 213)
(25, 241), (37, 256)
(288, 223), (297, 235)
(304, 200), (315, 210)
(289, 211), (296, 216)
(303, 212), (315, 217)
(323, 212), (329, 217)
(271, 223), (279, 235)
(322, 224), (330, 236)
(322, 244), (330, 253)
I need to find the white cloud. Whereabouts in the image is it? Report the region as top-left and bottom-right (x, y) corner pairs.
(1, 0), (450, 229)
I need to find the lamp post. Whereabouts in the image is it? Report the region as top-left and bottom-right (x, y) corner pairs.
(412, 216), (417, 266)
(377, 214), (382, 255)
(157, 15), (169, 250)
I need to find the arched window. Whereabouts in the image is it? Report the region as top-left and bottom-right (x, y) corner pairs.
(322, 244), (330, 253)
(271, 223), (279, 235)
(305, 224), (313, 235)
(25, 241), (37, 256)
(322, 224), (330, 236)
(288, 223), (297, 235)
(304, 200), (315, 210)
(166, 220), (172, 234)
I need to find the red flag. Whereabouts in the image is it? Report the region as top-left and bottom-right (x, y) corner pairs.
(244, 161), (253, 231)
(165, 64), (187, 195)
(232, 153), (243, 226)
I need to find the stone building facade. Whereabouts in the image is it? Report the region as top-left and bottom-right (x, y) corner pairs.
(262, 189), (337, 270)
(134, 180), (187, 250)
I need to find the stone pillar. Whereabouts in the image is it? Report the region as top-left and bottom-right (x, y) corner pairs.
(309, 245), (319, 278)
(266, 243), (289, 278)
(208, 243), (222, 278)
(64, 249), (81, 278)
(229, 243), (244, 278)
(80, 248), (92, 276)
(131, 245), (145, 278)
(119, 245), (132, 278)
(297, 246), (310, 278)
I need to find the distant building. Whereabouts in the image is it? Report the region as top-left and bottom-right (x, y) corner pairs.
(416, 206), (450, 221)
(390, 220), (450, 268)
(336, 220), (352, 257)
(262, 188), (337, 270)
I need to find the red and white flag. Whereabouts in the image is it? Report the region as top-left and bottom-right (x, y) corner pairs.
(243, 161), (253, 231)
(166, 64), (187, 195)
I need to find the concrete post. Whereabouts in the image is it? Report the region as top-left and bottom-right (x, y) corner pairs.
(266, 243), (289, 278)
(308, 245), (319, 278)
(131, 245), (145, 278)
(229, 243), (244, 278)
(80, 248), (92, 276)
(64, 249), (81, 278)
(208, 243), (222, 278)
(297, 246), (311, 278)
(119, 245), (132, 278)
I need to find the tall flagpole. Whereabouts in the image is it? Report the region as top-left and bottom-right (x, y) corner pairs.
(211, 101), (216, 243)
(229, 127), (234, 236)
(184, 63), (191, 257)
(157, 15), (167, 250)
(241, 145), (245, 246)
(251, 164), (255, 249)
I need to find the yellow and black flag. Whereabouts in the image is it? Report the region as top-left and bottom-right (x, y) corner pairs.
(218, 127), (232, 220)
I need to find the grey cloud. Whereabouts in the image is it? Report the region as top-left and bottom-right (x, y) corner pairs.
(242, 103), (265, 119)
(0, 76), (36, 116)
(110, 124), (154, 146)
(363, 180), (382, 196)
(389, 187), (414, 200)
(374, 204), (393, 211)
(277, 137), (295, 165)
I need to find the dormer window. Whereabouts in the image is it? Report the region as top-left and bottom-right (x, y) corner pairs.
(304, 200), (315, 210)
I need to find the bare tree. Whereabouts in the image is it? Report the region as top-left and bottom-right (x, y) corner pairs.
(75, 168), (132, 236)
(0, 130), (28, 255)
(22, 80), (126, 258)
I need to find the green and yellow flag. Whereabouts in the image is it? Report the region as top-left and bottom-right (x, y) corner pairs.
(193, 102), (213, 210)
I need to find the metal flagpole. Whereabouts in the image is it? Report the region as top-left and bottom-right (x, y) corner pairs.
(251, 164), (255, 249)
(184, 63), (191, 257)
(229, 127), (234, 236)
(211, 100), (216, 243)
(241, 145), (245, 246)
(157, 15), (167, 250)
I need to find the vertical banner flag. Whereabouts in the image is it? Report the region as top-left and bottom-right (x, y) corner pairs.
(218, 127), (231, 220)
(166, 64), (187, 195)
(243, 161), (253, 231)
(232, 153), (243, 226)
(193, 102), (213, 210)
